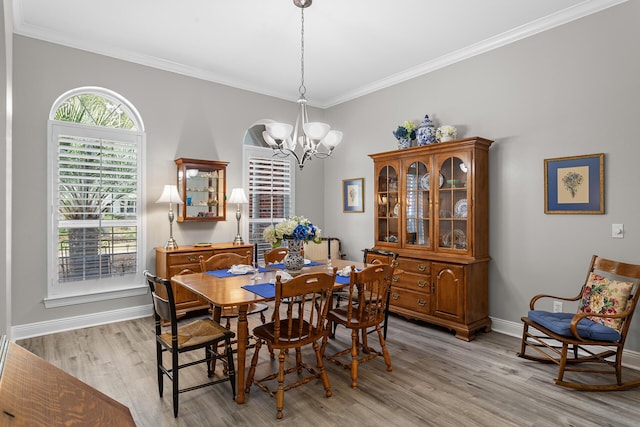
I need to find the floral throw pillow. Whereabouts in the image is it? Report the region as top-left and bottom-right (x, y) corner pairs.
(578, 272), (633, 331)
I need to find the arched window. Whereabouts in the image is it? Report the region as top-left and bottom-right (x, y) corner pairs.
(46, 87), (147, 307)
(243, 122), (295, 262)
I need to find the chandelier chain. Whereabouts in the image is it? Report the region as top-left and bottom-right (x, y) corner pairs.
(298, 8), (306, 97)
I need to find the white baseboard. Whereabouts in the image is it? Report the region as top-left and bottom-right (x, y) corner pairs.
(10, 310), (640, 372)
(10, 304), (153, 341)
(490, 316), (640, 371)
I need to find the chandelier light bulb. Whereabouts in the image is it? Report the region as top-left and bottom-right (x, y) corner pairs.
(321, 130), (343, 149)
(266, 123), (293, 141)
(303, 122), (330, 140)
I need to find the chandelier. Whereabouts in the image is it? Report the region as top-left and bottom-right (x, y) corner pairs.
(262, 0), (343, 170)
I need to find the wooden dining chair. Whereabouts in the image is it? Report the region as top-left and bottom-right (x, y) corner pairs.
(199, 252), (269, 328)
(322, 263), (395, 388)
(332, 248), (398, 339)
(263, 247), (288, 264)
(518, 255), (640, 390)
(245, 269), (337, 419)
(144, 270), (236, 417)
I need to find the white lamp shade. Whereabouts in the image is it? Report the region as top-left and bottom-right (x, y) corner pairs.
(320, 130), (343, 149)
(303, 122), (330, 140)
(228, 188), (248, 204)
(262, 131), (279, 148)
(156, 185), (183, 204)
(265, 123), (293, 141)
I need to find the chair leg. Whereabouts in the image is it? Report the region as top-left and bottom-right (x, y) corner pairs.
(156, 343), (164, 397)
(518, 322), (529, 357)
(556, 343), (569, 384)
(172, 351), (179, 418)
(245, 339), (263, 394)
(376, 324), (393, 372)
(276, 350), (286, 420)
(350, 328), (359, 388)
(313, 340), (332, 398)
(225, 337), (236, 400)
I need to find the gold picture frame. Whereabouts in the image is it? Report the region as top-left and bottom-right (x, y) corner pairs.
(544, 153), (604, 214)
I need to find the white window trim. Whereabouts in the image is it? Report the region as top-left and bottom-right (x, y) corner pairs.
(45, 89), (147, 307)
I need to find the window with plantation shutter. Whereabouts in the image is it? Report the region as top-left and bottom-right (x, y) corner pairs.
(246, 152), (295, 261)
(46, 88), (146, 307)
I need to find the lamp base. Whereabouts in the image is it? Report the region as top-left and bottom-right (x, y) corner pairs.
(233, 235), (244, 245)
(164, 238), (179, 250)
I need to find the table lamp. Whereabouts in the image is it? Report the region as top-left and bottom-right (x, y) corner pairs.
(156, 184), (184, 250)
(228, 188), (248, 245)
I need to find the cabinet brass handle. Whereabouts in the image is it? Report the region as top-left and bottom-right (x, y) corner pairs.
(391, 293), (400, 300)
(392, 275), (400, 282)
(417, 299), (427, 307)
(418, 264), (427, 272)
(417, 280), (427, 288)
(187, 256), (198, 262)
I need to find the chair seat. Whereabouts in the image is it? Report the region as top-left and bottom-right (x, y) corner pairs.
(527, 310), (621, 342)
(327, 308), (378, 329)
(253, 319), (320, 345)
(159, 318), (233, 349)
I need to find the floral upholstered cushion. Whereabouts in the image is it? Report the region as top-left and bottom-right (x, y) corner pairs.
(578, 272), (633, 331)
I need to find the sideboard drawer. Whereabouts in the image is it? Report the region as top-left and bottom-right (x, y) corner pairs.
(394, 272), (431, 293)
(397, 258), (430, 275)
(389, 287), (431, 315)
(166, 251), (214, 266)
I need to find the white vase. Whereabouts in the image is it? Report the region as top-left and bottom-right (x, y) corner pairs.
(440, 135), (455, 142)
(284, 239), (305, 275)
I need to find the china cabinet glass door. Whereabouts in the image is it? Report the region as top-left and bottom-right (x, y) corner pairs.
(376, 164), (399, 244)
(404, 160), (431, 248)
(436, 154), (470, 252)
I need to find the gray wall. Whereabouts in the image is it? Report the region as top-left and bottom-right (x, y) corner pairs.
(322, 1), (640, 348)
(8, 2), (640, 350)
(11, 35), (324, 326)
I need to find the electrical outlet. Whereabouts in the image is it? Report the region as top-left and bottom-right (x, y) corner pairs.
(553, 301), (563, 313)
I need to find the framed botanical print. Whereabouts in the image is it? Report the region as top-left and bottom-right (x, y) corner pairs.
(343, 178), (364, 213)
(544, 153), (604, 214)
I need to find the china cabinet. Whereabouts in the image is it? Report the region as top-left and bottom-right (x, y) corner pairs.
(175, 158), (228, 222)
(369, 137), (492, 340)
(155, 243), (254, 317)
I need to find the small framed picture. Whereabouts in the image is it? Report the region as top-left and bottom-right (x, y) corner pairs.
(544, 153), (604, 214)
(343, 178), (364, 213)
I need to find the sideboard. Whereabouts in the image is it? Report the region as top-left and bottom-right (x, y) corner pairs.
(155, 243), (254, 316)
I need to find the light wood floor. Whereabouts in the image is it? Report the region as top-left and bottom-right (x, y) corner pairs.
(17, 312), (640, 427)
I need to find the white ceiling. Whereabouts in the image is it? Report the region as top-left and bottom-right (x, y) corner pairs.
(12, 0), (624, 108)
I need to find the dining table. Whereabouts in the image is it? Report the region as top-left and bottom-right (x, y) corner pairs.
(171, 258), (367, 404)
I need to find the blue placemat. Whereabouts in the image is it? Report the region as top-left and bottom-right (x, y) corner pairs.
(335, 275), (351, 285)
(267, 261), (325, 269)
(206, 266), (270, 278)
(242, 283), (276, 298)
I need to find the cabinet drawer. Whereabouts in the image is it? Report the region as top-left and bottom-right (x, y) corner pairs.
(213, 247), (253, 258)
(397, 258), (430, 274)
(166, 251), (214, 266)
(389, 287), (430, 315)
(394, 272), (431, 293)
(168, 264), (201, 277)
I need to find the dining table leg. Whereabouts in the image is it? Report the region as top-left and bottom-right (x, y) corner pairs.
(235, 304), (249, 404)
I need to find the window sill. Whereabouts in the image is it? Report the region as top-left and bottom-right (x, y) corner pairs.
(44, 284), (148, 308)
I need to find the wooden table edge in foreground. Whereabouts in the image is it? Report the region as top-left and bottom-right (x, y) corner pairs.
(0, 335), (136, 426)
(171, 258), (366, 404)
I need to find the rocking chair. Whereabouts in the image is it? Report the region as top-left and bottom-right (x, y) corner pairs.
(518, 255), (640, 391)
